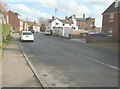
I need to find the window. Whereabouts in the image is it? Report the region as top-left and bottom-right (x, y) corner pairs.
(23, 32), (32, 35)
(108, 28), (112, 36)
(109, 13), (114, 22)
(56, 23), (59, 25)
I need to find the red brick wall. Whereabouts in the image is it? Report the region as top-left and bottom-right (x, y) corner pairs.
(102, 12), (120, 40)
(8, 11), (20, 32)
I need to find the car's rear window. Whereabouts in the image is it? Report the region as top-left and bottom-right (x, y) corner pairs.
(23, 32), (32, 35)
(46, 30), (50, 32)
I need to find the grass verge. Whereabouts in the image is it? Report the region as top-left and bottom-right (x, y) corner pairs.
(0, 36), (12, 50)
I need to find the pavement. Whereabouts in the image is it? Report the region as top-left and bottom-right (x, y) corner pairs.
(0, 49), (2, 89)
(2, 33), (42, 87)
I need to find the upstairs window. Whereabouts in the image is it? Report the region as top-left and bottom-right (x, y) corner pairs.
(56, 23), (59, 25)
(109, 13), (114, 22)
(108, 28), (112, 36)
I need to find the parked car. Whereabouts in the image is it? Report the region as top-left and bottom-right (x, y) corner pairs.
(20, 31), (34, 42)
(28, 29), (35, 33)
(88, 32), (105, 37)
(44, 29), (51, 35)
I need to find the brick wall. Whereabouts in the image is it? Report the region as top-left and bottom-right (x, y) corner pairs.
(102, 12), (120, 40)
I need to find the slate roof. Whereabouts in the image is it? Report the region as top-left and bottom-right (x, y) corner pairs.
(49, 18), (73, 24)
(62, 20), (73, 24)
(102, 2), (120, 15)
(48, 18), (63, 23)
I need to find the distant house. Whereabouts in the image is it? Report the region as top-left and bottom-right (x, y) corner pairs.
(84, 17), (95, 30)
(7, 10), (28, 32)
(40, 22), (49, 30)
(48, 18), (63, 35)
(67, 15), (95, 31)
(48, 18), (63, 30)
(67, 15), (78, 30)
(102, 1), (120, 40)
(7, 10), (21, 32)
(75, 18), (85, 29)
(48, 17), (75, 37)
(33, 24), (40, 33)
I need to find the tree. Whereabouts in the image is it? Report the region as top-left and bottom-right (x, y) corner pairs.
(0, 0), (7, 22)
(0, 0), (7, 13)
(38, 17), (48, 26)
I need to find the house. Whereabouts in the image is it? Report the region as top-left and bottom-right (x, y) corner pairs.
(48, 18), (63, 30)
(48, 17), (76, 37)
(7, 10), (28, 32)
(76, 17), (95, 30)
(40, 22), (49, 31)
(84, 17), (95, 30)
(62, 18), (74, 37)
(33, 24), (40, 33)
(48, 18), (63, 35)
(102, 0), (120, 40)
(67, 15), (78, 30)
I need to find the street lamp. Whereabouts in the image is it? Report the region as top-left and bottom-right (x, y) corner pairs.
(55, 9), (57, 35)
(118, 1), (120, 42)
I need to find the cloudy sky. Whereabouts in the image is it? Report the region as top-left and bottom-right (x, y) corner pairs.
(3, 0), (115, 27)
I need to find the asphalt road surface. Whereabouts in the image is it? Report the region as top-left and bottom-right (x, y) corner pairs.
(20, 32), (118, 87)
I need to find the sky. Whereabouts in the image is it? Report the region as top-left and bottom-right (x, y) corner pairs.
(3, 0), (115, 27)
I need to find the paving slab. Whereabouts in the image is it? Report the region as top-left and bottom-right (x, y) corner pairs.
(2, 33), (41, 87)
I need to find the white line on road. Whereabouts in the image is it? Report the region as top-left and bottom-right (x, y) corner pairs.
(77, 54), (119, 70)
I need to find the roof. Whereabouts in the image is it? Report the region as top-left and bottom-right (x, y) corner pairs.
(33, 24), (40, 26)
(14, 12), (20, 16)
(76, 18), (84, 21)
(48, 18), (63, 23)
(102, 2), (120, 15)
(62, 20), (73, 24)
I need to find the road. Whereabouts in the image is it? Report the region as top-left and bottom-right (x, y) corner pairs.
(20, 32), (118, 87)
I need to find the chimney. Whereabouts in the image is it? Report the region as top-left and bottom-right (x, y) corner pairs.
(74, 15), (76, 18)
(52, 16), (55, 20)
(65, 16), (68, 21)
(115, 0), (120, 8)
(83, 14), (85, 19)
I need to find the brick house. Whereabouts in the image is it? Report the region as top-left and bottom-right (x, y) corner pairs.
(102, 1), (120, 40)
(68, 15), (95, 30)
(7, 10), (24, 32)
(76, 17), (95, 30)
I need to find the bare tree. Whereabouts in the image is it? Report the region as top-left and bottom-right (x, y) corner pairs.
(0, 0), (7, 13)
(0, 0), (8, 23)
(38, 17), (49, 26)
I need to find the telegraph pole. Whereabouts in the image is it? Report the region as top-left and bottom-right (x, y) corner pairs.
(118, 1), (120, 42)
(55, 9), (57, 35)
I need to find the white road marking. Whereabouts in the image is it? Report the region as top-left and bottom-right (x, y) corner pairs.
(77, 54), (119, 70)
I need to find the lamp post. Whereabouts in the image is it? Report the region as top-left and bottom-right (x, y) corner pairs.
(118, 1), (120, 42)
(55, 9), (57, 35)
